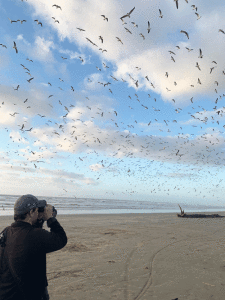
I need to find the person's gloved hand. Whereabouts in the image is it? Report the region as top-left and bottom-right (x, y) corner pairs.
(52, 206), (57, 218)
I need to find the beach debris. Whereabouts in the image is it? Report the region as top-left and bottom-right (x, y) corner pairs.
(177, 204), (225, 218)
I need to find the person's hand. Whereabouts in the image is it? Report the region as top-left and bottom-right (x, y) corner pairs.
(42, 204), (54, 221)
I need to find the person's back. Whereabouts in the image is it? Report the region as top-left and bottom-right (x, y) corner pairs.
(0, 194), (67, 300)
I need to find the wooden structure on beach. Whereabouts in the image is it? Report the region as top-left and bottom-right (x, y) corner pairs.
(177, 204), (225, 218)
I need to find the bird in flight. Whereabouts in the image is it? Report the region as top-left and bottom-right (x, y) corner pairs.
(34, 20), (42, 26)
(198, 48), (203, 58)
(8, 18), (17, 23)
(9, 112), (19, 117)
(52, 4), (62, 10)
(101, 15), (108, 21)
(159, 9), (163, 18)
(13, 41), (18, 53)
(116, 37), (123, 44)
(195, 12), (201, 20)
(52, 17), (59, 23)
(174, 0), (178, 9)
(131, 22), (138, 28)
(27, 77), (34, 83)
(120, 7), (135, 19)
(125, 28), (132, 34)
(147, 21), (151, 33)
(0, 44), (7, 48)
(180, 30), (189, 39)
(18, 19), (27, 24)
(196, 62), (201, 70)
(77, 28), (85, 31)
(219, 29), (225, 34)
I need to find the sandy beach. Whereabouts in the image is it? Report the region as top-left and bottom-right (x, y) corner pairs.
(1, 212), (225, 300)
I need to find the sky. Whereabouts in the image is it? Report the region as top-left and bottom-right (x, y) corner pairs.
(0, 0), (225, 206)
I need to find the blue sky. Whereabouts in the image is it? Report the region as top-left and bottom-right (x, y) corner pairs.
(0, 0), (225, 206)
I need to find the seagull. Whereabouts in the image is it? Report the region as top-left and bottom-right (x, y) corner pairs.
(77, 27), (85, 31)
(196, 62), (201, 70)
(147, 21), (151, 33)
(120, 7), (135, 19)
(52, 4), (62, 10)
(174, 0), (178, 9)
(199, 48), (203, 58)
(14, 85), (19, 90)
(18, 20), (27, 24)
(124, 28), (132, 34)
(71, 86), (74, 91)
(9, 112), (19, 117)
(34, 20), (42, 26)
(103, 62), (109, 68)
(171, 56), (175, 62)
(101, 15), (108, 21)
(165, 72), (168, 77)
(27, 77), (34, 83)
(99, 36), (103, 43)
(159, 9), (163, 18)
(8, 18), (17, 23)
(52, 17), (59, 23)
(61, 56), (67, 60)
(210, 67), (215, 74)
(13, 41), (18, 53)
(0, 44), (7, 48)
(26, 58), (33, 62)
(219, 29), (225, 34)
(197, 78), (201, 84)
(139, 33), (145, 40)
(116, 37), (123, 44)
(131, 22), (138, 28)
(180, 30), (189, 39)
(195, 12), (201, 20)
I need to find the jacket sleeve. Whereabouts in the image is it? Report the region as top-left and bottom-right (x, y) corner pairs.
(32, 218), (45, 229)
(31, 217), (67, 254)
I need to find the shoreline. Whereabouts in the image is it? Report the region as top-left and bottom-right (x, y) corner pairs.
(1, 213), (225, 299)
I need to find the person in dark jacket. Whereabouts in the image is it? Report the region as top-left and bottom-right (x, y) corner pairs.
(0, 194), (67, 300)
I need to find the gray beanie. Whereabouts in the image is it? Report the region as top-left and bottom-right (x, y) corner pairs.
(14, 194), (46, 215)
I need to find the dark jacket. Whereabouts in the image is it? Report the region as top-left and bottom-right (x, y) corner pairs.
(0, 217), (67, 300)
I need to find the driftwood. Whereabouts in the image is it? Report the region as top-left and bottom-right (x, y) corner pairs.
(177, 204), (225, 218)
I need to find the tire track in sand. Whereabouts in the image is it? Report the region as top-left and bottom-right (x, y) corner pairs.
(124, 225), (225, 300)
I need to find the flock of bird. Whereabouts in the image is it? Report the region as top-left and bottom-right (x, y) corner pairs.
(0, 1), (225, 202)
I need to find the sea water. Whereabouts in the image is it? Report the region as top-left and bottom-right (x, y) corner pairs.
(0, 194), (225, 216)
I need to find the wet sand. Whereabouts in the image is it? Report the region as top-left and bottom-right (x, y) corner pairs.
(1, 212), (225, 300)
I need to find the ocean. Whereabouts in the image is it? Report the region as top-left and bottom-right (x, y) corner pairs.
(0, 194), (225, 216)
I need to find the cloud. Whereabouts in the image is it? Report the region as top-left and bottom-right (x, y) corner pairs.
(0, 84), (57, 129)
(89, 163), (103, 171)
(22, 0), (225, 104)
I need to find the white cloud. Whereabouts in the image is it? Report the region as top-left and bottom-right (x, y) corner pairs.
(89, 163), (103, 171)
(22, 0), (225, 103)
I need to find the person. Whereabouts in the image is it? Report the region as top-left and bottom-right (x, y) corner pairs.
(0, 194), (67, 300)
